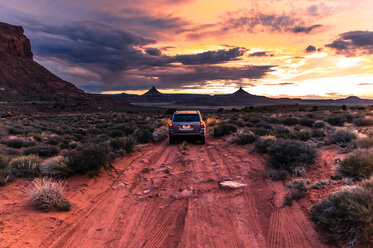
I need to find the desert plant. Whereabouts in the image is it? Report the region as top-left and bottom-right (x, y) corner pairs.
(46, 136), (61, 145)
(312, 128), (325, 138)
(213, 124), (237, 137)
(24, 145), (60, 157)
(110, 137), (135, 153)
(227, 130), (256, 145)
(268, 139), (317, 173)
(29, 178), (71, 212)
(134, 129), (153, 144)
(0, 155), (8, 169)
(9, 155), (41, 177)
(353, 117), (373, 126)
(330, 129), (357, 145)
(282, 117), (299, 126)
(310, 180), (373, 247)
(284, 179), (309, 206)
(253, 136), (277, 154)
(299, 118), (315, 127)
(339, 150), (373, 179)
(313, 120), (326, 128)
(152, 126), (168, 143)
(40, 156), (70, 178)
(65, 144), (111, 175)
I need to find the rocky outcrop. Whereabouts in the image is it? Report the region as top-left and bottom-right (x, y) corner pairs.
(0, 22), (85, 100)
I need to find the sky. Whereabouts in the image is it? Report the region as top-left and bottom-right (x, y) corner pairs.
(1, 0), (373, 98)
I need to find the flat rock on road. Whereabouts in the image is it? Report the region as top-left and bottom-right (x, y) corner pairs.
(0, 138), (326, 248)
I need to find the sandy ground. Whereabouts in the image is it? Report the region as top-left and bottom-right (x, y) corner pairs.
(0, 138), (337, 248)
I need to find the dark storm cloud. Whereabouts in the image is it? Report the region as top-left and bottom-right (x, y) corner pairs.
(248, 51), (273, 57)
(305, 45), (317, 53)
(290, 24), (322, 34)
(222, 12), (322, 34)
(145, 48), (162, 56)
(175, 47), (245, 65)
(326, 31), (373, 56)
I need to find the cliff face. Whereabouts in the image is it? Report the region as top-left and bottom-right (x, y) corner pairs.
(0, 22), (85, 100)
(0, 23), (33, 58)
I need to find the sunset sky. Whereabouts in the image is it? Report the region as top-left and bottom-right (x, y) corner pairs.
(1, 0), (373, 98)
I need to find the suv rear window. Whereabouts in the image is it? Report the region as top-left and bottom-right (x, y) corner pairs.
(173, 114), (200, 122)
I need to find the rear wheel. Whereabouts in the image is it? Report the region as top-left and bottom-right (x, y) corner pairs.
(200, 136), (205, 144)
(169, 136), (175, 144)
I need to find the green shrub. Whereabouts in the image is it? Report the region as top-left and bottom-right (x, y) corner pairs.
(227, 130), (256, 145)
(326, 116), (345, 126)
(40, 156), (70, 178)
(330, 129), (356, 145)
(9, 155), (41, 177)
(289, 130), (311, 141)
(0, 155), (9, 169)
(284, 179), (309, 206)
(3, 138), (25, 149)
(310, 180), (373, 247)
(8, 126), (24, 135)
(213, 124), (237, 137)
(108, 129), (123, 138)
(282, 117), (299, 126)
(29, 178), (71, 212)
(65, 144), (111, 175)
(313, 121), (326, 128)
(24, 145), (60, 157)
(268, 139), (317, 173)
(46, 136), (61, 145)
(253, 136), (277, 154)
(33, 135), (42, 142)
(312, 128), (325, 138)
(299, 118), (315, 127)
(110, 137), (135, 153)
(339, 150), (373, 179)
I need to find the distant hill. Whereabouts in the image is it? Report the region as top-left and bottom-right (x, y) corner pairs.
(117, 86), (373, 106)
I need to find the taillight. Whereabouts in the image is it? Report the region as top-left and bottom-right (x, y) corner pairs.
(200, 122), (205, 128)
(168, 123), (173, 127)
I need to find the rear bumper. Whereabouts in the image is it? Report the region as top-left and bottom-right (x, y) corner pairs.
(169, 129), (205, 137)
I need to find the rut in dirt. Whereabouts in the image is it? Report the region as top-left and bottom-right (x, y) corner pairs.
(40, 139), (325, 248)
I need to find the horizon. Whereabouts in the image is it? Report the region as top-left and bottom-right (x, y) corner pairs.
(1, 0), (373, 98)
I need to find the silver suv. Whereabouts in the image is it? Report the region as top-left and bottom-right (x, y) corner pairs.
(168, 110), (206, 144)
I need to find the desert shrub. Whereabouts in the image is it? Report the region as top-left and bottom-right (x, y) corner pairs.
(109, 137), (135, 153)
(284, 179), (309, 206)
(227, 130), (256, 145)
(326, 116), (345, 126)
(134, 129), (153, 144)
(0, 155), (8, 169)
(339, 150), (373, 179)
(268, 139), (317, 173)
(253, 136), (277, 153)
(65, 144), (110, 175)
(69, 141), (79, 149)
(299, 118), (315, 127)
(33, 134), (42, 142)
(352, 136), (373, 149)
(310, 180), (373, 247)
(254, 121), (272, 129)
(213, 124), (237, 137)
(2, 138), (25, 149)
(282, 117), (299, 126)
(152, 126), (168, 143)
(313, 120), (326, 128)
(353, 117), (373, 126)
(330, 129), (356, 145)
(266, 169), (289, 181)
(29, 178), (71, 212)
(250, 127), (274, 136)
(24, 145), (60, 157)
(312, 128), (325, 138)
(9, 155), (41, 177)
(40, 156), (70, 178)
(8, 126), (24, 135)
(108, 129), (123, 138)
(289, 130), (311, 141)
(46, 136), (61, 145)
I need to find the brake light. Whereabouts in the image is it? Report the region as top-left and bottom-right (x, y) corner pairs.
(168, 122), (173, 127)
(200, 122), (205, 128)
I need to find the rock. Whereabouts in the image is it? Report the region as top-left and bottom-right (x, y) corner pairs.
(235, 176), (242, 180)
(171, 188), (193, 200)
(334, 157), (341, 164)
(140, 159), (150, 163)
(218, 176), (233, 181)
(112, 183), (125, 190)
(200, 158), (205, 162)
(219, 181), (247, 190)
(211, 162), (218, 166)
(156, 167), (170, 174)
(142, 189), (151, 195)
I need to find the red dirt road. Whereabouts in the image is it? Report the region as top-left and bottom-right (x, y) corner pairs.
(0, 139), (327, 248)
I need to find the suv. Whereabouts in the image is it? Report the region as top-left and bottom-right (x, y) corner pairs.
(168, 110), (206, 144)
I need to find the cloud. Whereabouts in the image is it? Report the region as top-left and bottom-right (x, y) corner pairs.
(326, 31), (373, 56)
(305, 45), (317, 53)
(248, 51), (273, 57)
(175, 47), (245, 65)
(290, 24), (322, 34)
(145, 48), (162, 56)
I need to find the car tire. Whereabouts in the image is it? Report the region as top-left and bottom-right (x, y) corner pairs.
(200, 136), (205, 144)
(169, 137), (174, 144)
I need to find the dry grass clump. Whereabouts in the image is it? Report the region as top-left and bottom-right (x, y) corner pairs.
(152, 126), (168, 143)
(9, 155), (41, 177)
(339, 149), (373, 179)
(40, 156), (70, 178)
(29, 178), (70, 212)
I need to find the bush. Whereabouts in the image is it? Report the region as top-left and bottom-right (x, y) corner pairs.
(8, 126), (24, 135)
(9, 155), (41, 177)
(24, 145), (60, 157)
(310, 180), (373, 247)
(0, 155), (8, 169)
(152, 126), (168, 143)
(227, 130), (256, 145)
(339, 150), (373, 179)
(40, 156), (70, 178)
(134, 129), (153, 144)
(299, 118), (315, 127)
(2, 138), (24, 149)
(313, 121), (326, 128)
(253, 136), (277, 153)
(268, 139), (317, 173)
(330, 129), (356, 145)
(266, 169), (289, 181)
(46, 136), (61, 145)
(29, 178), (71, 212)
(282, 117), (299, 126)
(326, 116), (345, 126)
(110, 137), (135, 153)
(284, 179), (309, 206)
(65, 144), (111, 175)
(312, 128), (325, 138)
(289, 130), (311, 141)
(353, 117), (373, 126)
(213, 124), (237, 137)
(108, 129), (123, 138)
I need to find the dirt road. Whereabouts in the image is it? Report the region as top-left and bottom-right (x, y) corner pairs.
(0, 138), (326, 248)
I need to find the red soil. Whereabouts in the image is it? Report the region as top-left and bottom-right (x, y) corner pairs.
(0, 138), (331, 248)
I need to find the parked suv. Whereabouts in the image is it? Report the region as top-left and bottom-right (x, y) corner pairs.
(168, 110), (205, 144)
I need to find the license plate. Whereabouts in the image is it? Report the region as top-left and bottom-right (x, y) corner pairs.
(182, 125), (191, 129)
